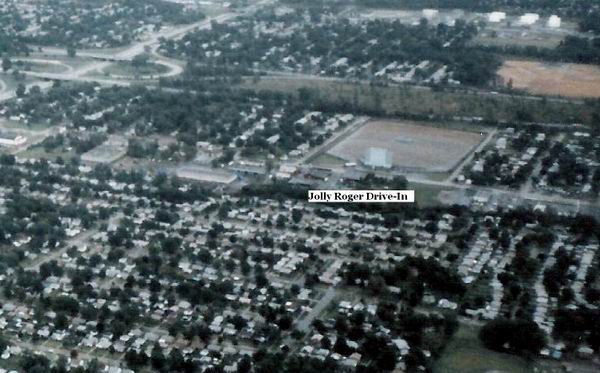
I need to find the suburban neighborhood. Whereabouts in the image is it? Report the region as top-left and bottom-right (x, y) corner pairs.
(0, 0), (597, 372)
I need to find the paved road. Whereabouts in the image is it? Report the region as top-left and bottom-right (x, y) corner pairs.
(13, 57), (74, 73)
(407, 173), (600, 212)
(296, 287), (337, 332)
(11, 338), (120, 367)
(23, 212), (123, 271)
(5, 8), (254, 95)
(35, 12), (240, 62)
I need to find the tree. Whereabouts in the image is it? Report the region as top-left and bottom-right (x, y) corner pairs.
(150, 342), (165, 370)
(15, 83), (26, 98)
(132, 54), (150, 68)
(277, 314), (293, 330)
(376, 344), (398, 371)
(52, 356), (68, 373)
(55, 312), (69, 329)
(479, 318), (546, 356)
(168, 349), (185, 371)
(29, 85), (41, 96)
(291, 209), (303, 223)
(333, 335), (352, 356)
(237, 355), (252, 373)
(67, 46), (76, 58)
(0, 333), (7, 353)
(125, 350), (147, 368)
(2, 57), (11, 72)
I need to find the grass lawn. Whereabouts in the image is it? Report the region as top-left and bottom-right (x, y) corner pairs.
(434, 324), (536, 373)
(0, 73), (35, 92)
(423, 172), (452, 182)
(410, 182), (450, 207)
(198, 4), (230, 16)
(310, 153), (346, 167)
(474, 33), (564, 49)
(0, 119), (52, 131)
(103, 61), (169, 77)
(18, 146), (75, 161)
(13, 60), (69, 74)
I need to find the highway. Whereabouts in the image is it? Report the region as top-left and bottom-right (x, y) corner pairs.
(17, 12), (238, 85)
(405, 174), (600, 214)
(0, 1), (277, 98)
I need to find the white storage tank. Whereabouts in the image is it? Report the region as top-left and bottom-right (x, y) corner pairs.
(519, 13), (539, 25)
(547, 15), (561, 28)
(488, 11), (506, 23)
(422, 9), (439, 20)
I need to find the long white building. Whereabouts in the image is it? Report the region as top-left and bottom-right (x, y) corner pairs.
(519, 13), (539, 25)
(0, 132), (26, 147)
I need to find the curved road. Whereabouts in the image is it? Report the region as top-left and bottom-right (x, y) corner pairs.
(13, 57), (74, 73)
(9, 9), (251, 91)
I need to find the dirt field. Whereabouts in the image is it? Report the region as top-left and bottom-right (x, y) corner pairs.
(328, 120), (483, 172)
(498, 60), (600, 98)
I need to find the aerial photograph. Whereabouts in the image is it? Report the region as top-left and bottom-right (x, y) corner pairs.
(0, 0), (598, 372)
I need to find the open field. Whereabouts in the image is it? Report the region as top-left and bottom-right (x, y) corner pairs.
(27, 55), (98, 70)
(476, 33), (563, 48)
(102, 61), (169, 77)
(197, 3), (231, 16)
(434, 324), (536, 373)
(349, 8), (479, 23)
(475, 20), (580, 49)
(0, 73), (36, 93)
(17, 145), (76, 161)
(328, 120), (483, 172)
(310, 153), (346, 168)
(242, 77), (596, 126)
(499, 60), (600, 98)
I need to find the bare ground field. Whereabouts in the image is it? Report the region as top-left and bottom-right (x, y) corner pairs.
(498, 60), (600, 98)
(328, 120), (483, 172)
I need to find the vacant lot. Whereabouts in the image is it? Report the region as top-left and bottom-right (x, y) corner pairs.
(499, 60), (600, 98)
(328, 120), (482, 172)
(410, 182), (451, 207)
